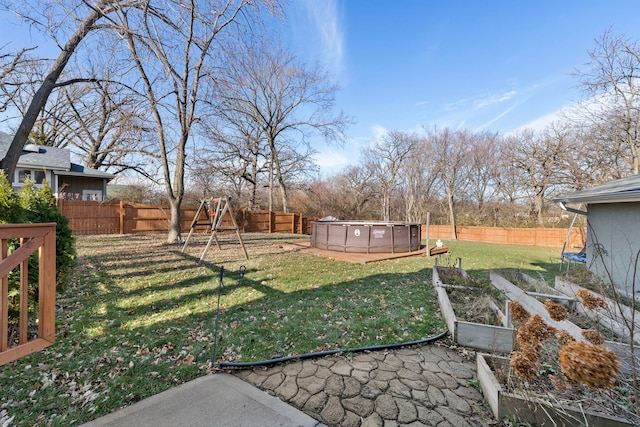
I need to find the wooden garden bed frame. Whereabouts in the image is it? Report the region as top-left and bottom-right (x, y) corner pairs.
(477, 353), (634, 426)
(432, 264), (514, 353)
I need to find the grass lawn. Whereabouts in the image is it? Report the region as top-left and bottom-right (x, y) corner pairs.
(0, 233), (562, 426)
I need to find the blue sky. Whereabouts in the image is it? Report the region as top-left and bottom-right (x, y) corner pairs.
(3, 2), (640, 177)
(283, 1), (640, 174)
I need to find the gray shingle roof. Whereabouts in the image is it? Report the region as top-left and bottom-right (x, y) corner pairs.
(0, 130), (113, 180)
(553, 174), (640, 205)
(58, 163), (114, 179)
(0, 131), (70, 169)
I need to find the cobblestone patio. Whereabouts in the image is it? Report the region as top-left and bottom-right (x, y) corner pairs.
(233, 344), (496, 426)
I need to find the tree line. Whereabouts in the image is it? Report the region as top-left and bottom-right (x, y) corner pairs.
(1, 1), (639, 239)
(202, 30), (640, 231)
(0, 0), (349, 242)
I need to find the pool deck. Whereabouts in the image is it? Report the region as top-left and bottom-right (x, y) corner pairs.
(280, 241), (429, 263)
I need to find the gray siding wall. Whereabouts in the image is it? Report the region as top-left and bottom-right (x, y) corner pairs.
(587, 202), (640, 297)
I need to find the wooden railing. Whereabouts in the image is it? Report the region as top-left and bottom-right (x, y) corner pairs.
(0, 223), (57, 365)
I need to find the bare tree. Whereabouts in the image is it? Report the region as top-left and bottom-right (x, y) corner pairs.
(211, 37), (349, 213)
(0, 46), (37, 115)
(397, 138), (439, 223)
(574, 30), (640, 175)
(4, 54), (151, 174)
(424, 127), (474, 239)
(3, 58), (72, 147)
(465, 131), (501, 215)
(197, 84), (270, 209)
(506, 126), (571, 226)
(113, 0), (278, 243)
(0, 0), (124, 179)
(297, 165), (377, 220)
(58, 79), (152, 174)
(362, 130), (420, 221)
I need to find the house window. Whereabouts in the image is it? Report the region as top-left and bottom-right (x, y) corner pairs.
(82, 190), (103, 201)
(18, 169), (46, 184)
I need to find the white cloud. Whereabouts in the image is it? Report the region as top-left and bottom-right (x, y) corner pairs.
(444, 89), (518, 112)
(371, 124), (388, 140)
(301, 0), (345, 77)
(515, 109), (563, 132)
(313, 149), (351, 177)
(313, 149), (349, 168)
(474, 90), (518, 109)
(477, 101), (522, 130)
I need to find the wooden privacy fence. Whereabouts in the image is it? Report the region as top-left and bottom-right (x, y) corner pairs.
(242, 210), (306, 234)
(57, 200), (585, 248)
(425, 224), (586, 249)
(57, 200), (311, 235)
(1, 223), (57, 365)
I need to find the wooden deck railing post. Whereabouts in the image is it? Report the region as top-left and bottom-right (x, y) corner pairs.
(1, 239), (7, 353)
(38, 229), (56, 343)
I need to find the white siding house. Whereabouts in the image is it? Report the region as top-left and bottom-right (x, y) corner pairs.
(554, 174), (640, 299)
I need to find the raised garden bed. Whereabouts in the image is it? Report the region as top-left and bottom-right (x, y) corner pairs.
(556, 276), (640, 345)
(554, 276), (640, 373)
(490, 272), (640, 369)
(432, 262), (514, 353)
(477, 353), (635, 426)
(477, 273), (640, 425)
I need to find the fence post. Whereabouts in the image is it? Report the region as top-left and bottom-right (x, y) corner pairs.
(269, 211), (273, 233)
(119, 201), (124, 234)
(425, 212), (431, 257)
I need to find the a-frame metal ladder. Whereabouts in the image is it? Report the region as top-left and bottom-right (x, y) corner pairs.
(181, 196), (248, 262)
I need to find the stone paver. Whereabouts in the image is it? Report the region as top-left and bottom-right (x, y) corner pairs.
(232, 343), (496, 426)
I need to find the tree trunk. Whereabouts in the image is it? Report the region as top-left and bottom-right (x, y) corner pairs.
(167, 198), (182, 244)
(268, 138), (289, 212)
(535, 194), (545, 226)
(278, 174), (289, 213)
(249, 155), (258, 209)
(268, 157), (274, 211)
(447, 193), (457, 240)
(383, 193), (391, 221)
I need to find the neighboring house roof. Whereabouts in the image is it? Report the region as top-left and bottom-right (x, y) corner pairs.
(0, 130), (114, 180)
(56, 163), (114, 179)
(553, 174), (640, 205)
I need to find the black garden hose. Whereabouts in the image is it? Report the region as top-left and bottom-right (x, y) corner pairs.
(218, 329), (449, 369)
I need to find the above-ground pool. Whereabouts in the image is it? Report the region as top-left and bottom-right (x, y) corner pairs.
(310, 221), (422, 253)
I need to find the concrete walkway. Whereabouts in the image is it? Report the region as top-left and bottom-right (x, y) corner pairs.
(81, 373), (325, 427)
(233, 344), (494, 427)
